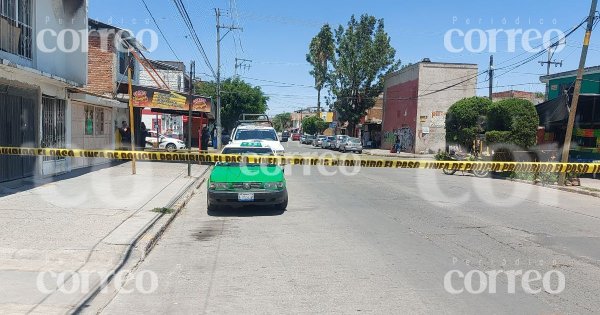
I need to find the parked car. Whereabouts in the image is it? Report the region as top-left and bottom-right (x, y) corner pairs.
(302, 135), (315, 145)
(339, 137), (363, 154)
(313, 135), (327, 147)
(300, 135), (307, 143)
(334, 135), (349, 151)
(321, 136), (336, 149)
(281, 130), (290, 142)
(146, 130), (187, 152)
(291, 133), (301, 141)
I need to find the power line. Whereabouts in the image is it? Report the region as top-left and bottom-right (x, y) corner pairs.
(139, 0), (180, 61)
(172, 0), (216, 78)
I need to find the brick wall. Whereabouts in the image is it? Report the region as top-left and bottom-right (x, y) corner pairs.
(85, 33), (116, 96)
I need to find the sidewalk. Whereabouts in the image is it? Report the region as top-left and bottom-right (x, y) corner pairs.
(0, 161), (208, 314)
(363, 148), (435, 159)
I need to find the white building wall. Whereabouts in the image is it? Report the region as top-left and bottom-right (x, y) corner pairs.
(34, 0), (88, 85)
(415, 63), (478, 154)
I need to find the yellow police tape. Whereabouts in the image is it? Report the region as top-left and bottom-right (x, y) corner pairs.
(1, 146), (600, 174)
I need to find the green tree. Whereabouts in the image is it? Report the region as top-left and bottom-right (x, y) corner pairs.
(327, 14), (400, 136)
(195, 78), (268, 131)
(445, 96), (492, 150)
(272, 112), (292, 132)
(486, 98), (539, 148)
(307, 24), (335, 115)
(302, 115), (328, 135)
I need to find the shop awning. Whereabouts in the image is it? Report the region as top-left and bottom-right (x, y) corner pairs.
(536, 94), (600, 128)
(117, 84), (212, 115)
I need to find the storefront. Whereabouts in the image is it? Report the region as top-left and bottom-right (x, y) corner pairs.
(536, 94), (600, 162)
(69, 91), (125, 169)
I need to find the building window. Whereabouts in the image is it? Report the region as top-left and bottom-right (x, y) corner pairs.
(85, 106), (94, 135)
(0, 0), (32, 59)
(42, 96), (67, 160)
(118, 51), (135, 75)
(95, 108), (105, 135)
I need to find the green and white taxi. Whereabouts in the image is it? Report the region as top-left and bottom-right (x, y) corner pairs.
(207, 141), (288, 212)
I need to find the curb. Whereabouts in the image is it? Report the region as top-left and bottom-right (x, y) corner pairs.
(142, 169), (210, 256)
(70, 167), (211, 314)
(508, 178), (600, 198)
(363, 151), (434, 159)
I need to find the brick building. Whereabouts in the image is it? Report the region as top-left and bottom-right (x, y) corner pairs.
(382, 60), (478, 153)
(492, 90), (544, 104)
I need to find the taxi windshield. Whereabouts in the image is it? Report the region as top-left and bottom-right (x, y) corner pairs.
(235, 129), (278, 141)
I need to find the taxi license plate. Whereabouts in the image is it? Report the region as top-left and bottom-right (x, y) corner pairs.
(238, 193), (254, 202)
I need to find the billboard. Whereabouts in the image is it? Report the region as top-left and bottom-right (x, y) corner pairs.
(131, 85), (211, 113)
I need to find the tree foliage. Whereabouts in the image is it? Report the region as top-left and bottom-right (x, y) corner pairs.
(445, 96), (492, 150)
(195, 78), (268, 131)
(307, 24), (334, 112)
(486, 98), (539, 148)
(326, 14), (400, 136)
(302, 115), (328, 135)
(272, 112), (292, 132)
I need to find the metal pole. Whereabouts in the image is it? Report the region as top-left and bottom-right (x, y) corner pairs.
(559, 0), (597, 186)
(216, 8), (223, 151)
(127, 67), (136, 175)
(488, 55), (493, 100)
(187, 61), (195, 177)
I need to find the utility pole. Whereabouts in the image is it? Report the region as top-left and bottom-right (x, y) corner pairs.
(539, 43), (563, 101)
(187, 61), (195, 177)
(234, 58), (252, 77)
(559, 0), (597, 186)
(488, 55), (494, 100)
(215, 8), (242, 150)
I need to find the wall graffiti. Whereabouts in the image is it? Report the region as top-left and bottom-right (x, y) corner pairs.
(383, 127), (415, 152)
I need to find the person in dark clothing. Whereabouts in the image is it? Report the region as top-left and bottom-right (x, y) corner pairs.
(201, 126), (210, 152)
(119, 121), (131, 149)
(139, 122), (148, 150)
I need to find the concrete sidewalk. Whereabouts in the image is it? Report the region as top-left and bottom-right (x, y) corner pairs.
(0, 161), (208, 314)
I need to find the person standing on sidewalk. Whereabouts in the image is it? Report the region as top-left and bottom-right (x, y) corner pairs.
(211, 126), (218, 149)
(139, 122), (149, 150)
(201, 126), (210, 152)
(119, 121), (131, 150)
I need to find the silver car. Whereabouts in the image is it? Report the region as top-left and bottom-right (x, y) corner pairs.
(334, 135), (349, 151)
(313, 135), (327, 147)
(321, 136), (335, 149)
(339, 137), (363, 153)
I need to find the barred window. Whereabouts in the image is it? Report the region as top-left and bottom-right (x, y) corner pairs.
(85, 106), (94, 135)
(95, 108), (105, 135)
(0, 0), (33, 59)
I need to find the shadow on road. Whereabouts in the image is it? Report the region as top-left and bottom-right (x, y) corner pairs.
(208, 206), (286, 217)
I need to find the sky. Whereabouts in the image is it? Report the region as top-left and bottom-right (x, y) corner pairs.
(89, 0), (600, 115)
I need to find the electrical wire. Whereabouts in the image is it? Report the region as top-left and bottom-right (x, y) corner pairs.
(140, 0), (180, 61)
(172, 0), (216, 78)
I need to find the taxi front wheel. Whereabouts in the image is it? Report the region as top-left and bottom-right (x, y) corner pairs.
(207, 197), (218, 213)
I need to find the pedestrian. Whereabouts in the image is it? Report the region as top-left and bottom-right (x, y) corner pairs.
(201, 126), (210, 152)
(139, 122), (148, 150)
(119, 121), (131, 149)
(395, 134), (401, 153)
(211, 126), (218, 149)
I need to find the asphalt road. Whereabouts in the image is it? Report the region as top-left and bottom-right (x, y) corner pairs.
(97, 143), (600, 314)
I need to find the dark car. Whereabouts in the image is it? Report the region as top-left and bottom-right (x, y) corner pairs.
(281, 131), (290, 142)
